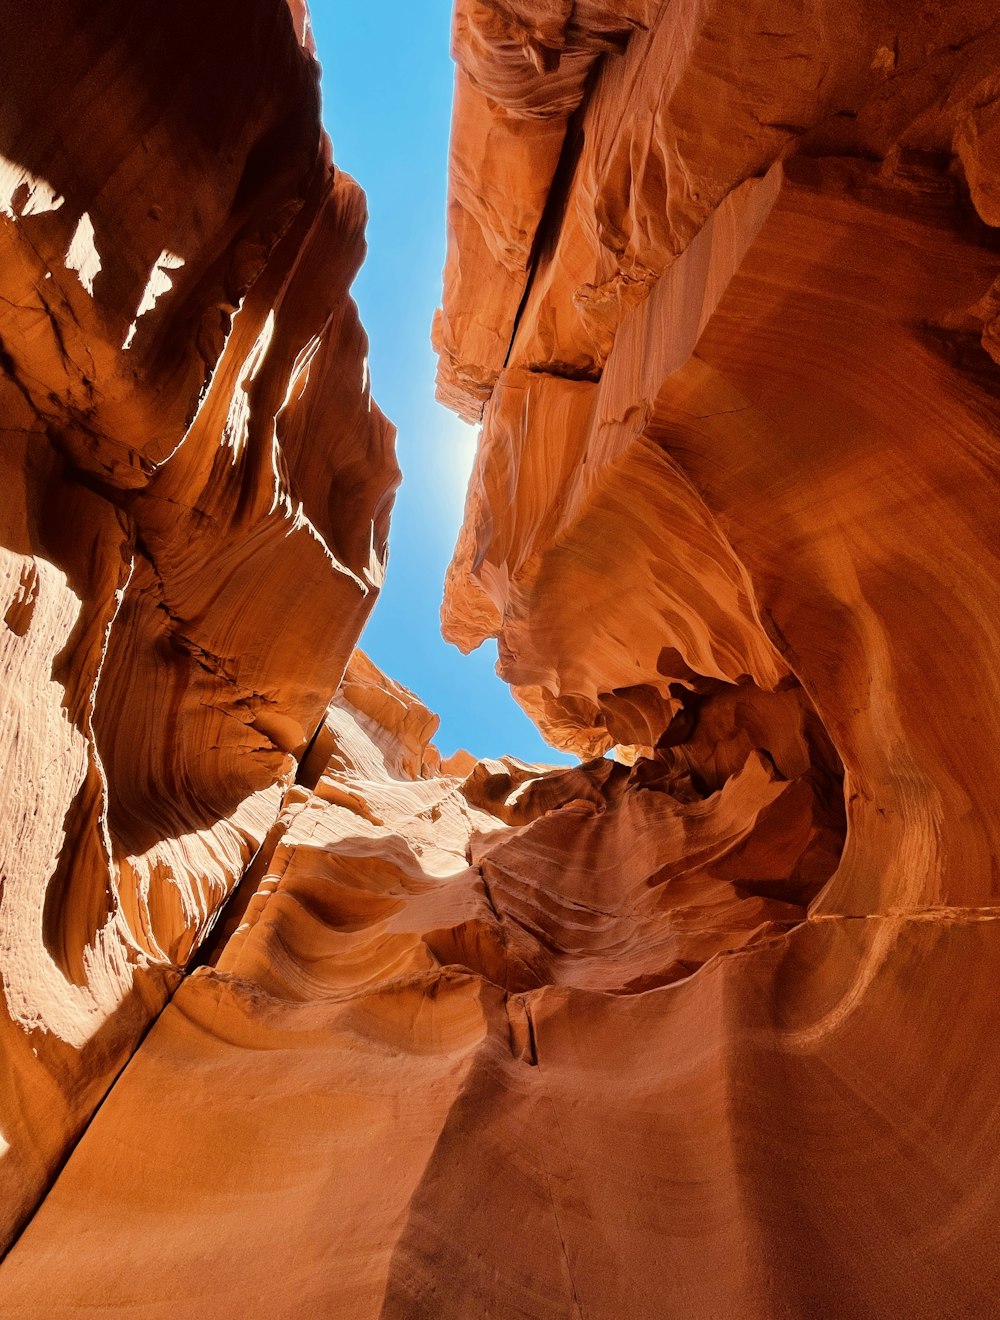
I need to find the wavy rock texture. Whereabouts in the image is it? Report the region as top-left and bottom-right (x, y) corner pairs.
(429, 0), (1000, 1313)
(0, 651), (850, 1316)
(0, 0), (396, 1254)
(0, 654), (995, 1317)
(3, 0), (1000, 1317)
(441, 0), (1000, 915)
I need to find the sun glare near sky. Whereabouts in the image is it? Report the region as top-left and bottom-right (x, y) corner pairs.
(313, 4), (574, 765)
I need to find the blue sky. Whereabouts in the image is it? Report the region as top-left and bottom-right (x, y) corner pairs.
(313, 4), (574, 765)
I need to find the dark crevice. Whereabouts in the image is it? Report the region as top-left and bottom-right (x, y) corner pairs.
(501, 53), (609, 373)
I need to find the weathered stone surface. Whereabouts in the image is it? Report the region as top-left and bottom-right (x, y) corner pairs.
(0, 0), (396, 1253)
(441, 0), (1000, 922)
(2, 650), (997, 1317)
(0, 651), (849, 1315)
(426, 0), (1000, 1313)
(3, 0), (1000, 1315)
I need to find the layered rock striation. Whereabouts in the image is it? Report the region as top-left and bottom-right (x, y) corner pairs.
(425, 0), (1000, 1312)
(440, 0), (1000, 922)
(0, 0), (396, 1254)
(0, 651), (847, 1315)
(2, 1), (1000, 1317)
(0, 646), (993, 1317)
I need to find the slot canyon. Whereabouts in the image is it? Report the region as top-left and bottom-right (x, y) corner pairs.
(1, 0), (1000, 1315)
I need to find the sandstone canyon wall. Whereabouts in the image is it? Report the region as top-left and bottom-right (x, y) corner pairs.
(2, 1), (1000, 1317)
(0, 0), (397, 1257)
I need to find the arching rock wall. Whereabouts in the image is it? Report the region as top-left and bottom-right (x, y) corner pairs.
(421, 0), (1000, 1312)
(0, 0), (397, 1253)
(1, 1), (1000, 1316)
(440, 0), (1000, 922)
(0, 647), (994, 1317)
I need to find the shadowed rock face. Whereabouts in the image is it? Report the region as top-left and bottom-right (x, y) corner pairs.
(0, 0), (397, 1254)
(2, 1), (1000, 1317)
(439, 0), (1000, 927)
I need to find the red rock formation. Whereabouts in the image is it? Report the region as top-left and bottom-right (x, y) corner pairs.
(0, 650), (847, 1314)
(0, 0), (396, 1254)
(3, 0), (1000, 1316)
(0, 648), (989, 1317)
(440, 0), (1000, 925)
(426, 0), (1000, 1312)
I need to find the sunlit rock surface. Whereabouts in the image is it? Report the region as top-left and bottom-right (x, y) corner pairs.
(0, 650), (849, 1315)
(3, 0), (1000, 1316)
(0, 0), (396, 1253)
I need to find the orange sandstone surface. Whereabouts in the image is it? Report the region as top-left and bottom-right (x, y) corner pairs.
(3, 1), (1000, 1317)
(0, 0), (396, 1261)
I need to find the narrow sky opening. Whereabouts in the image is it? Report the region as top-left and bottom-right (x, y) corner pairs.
(313, 5), (575, 765)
